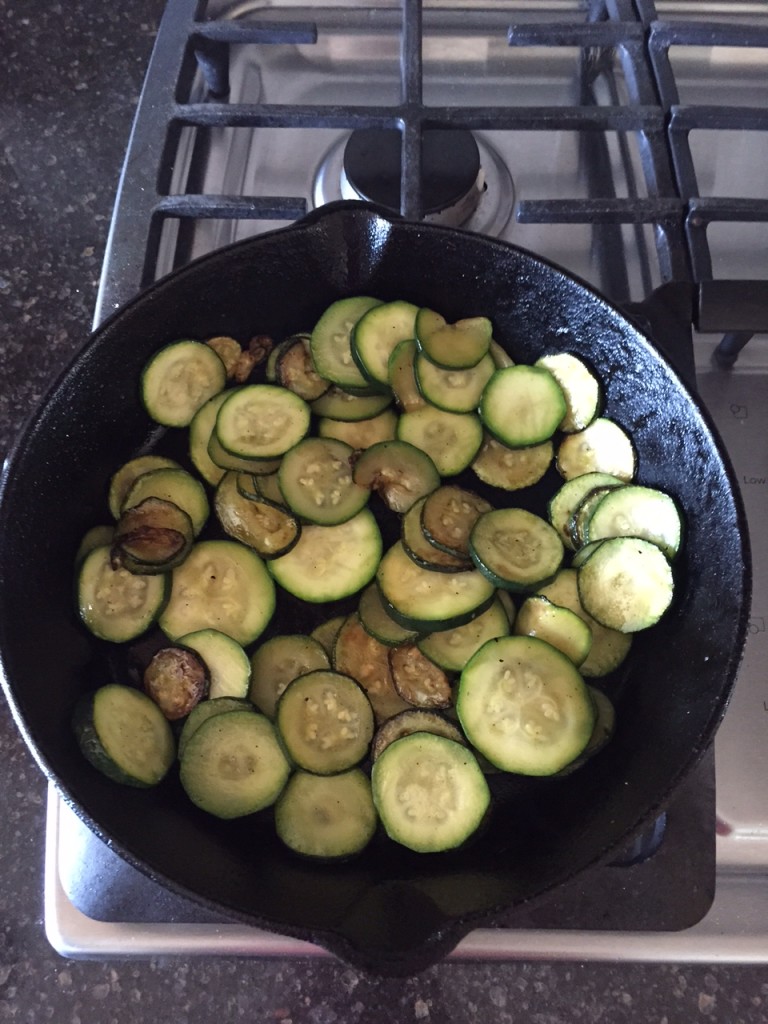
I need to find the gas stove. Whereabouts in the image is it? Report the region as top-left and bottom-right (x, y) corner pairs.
(46, 0), (768, 961)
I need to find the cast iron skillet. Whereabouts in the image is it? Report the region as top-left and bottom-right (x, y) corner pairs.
(0, 202), (751, 974)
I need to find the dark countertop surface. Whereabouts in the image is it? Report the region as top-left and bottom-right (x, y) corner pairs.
(1, 1), (767, 1020)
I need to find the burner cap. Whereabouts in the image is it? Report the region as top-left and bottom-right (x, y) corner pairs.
(342, 128), (481, 215)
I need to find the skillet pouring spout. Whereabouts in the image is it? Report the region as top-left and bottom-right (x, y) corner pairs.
(0, 201), (751, 974)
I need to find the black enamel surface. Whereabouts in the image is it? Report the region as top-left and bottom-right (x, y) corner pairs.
(0, 203), (751, 974)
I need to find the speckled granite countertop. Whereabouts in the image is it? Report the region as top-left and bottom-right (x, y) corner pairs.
(1, 2), (767, 1019)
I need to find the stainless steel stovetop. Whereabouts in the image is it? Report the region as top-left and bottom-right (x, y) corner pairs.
(46, 0), (768, 961)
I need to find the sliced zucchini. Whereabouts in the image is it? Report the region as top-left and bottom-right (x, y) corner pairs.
(318, 408), (398, 449)
(556, 417), (636, 482)
(122, 467), (209, 537)
(556, 686), (616, 775)
(179, 710), (290, 819)
(310, 385), (392, 422)
(74, 684), (175, 788)
(310, 296), (383, 389)
(205, 335), (243, 378)
(78, 545), (169, 643)
(159, 539), (276, 646)
(108, 455), (181, 520)
(75, 524), (115, 568)
(389, 643), (453, 709)
(188, 390), (230, 486)
(271, 333), (331, 401)
(471, 434), (553, 492)
(577, 536), (675, 633)
(402, 496), (472, 573)
(535, 352), (601, 433)
(415, 308), (492, 370)
(207, 426), (284, 475)
(358, 583), (420, 647)
(420, 485), (493, 558)
(414, 351), (495, 413)
(513, 595), (593, 667)
(372, 733), (490, 852)
(249, 633), (330, 718)
(370, 709), (465, 761)
(568, 485), (621, 551)
(215, 384), (310, 460)
(141, 339), (227, 428)
(417, 597), (511, 673)
(214, 471), (301, 559)
(583, 484), (683, 560)
(278, 437), (369, 526)
(536, 568), (632, 678)
(351, 299), (419, 386)
(388, 338), (426, 412)
(480, 364), (566, 449)
(489, 339), (515, 369)
(111, 497), (194, 573)
(275, 768), (377, 860)
(177, 696), (256, 760)
(352, 439), (441, 514)
(377, 541), (495, 632)
(457, 635), (595, 776)
(143, 645), (209, 720)
(469, 508), (564, 591)
(177, 628), (251, 700)
(333, 613), (412, 722)
(268, 509), (382, 603)
(396, 406), (483, 476)
(276, 670), (375, 775)
(547, 472), (625, 551)
(309, 615), (347, 661)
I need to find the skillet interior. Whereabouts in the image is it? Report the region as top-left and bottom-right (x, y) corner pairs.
(0, 203), (750, 973)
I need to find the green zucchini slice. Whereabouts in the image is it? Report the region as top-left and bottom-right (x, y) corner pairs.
(388, 338), (426, 412)
(357, 583), (420, 647)
(577, 536), (675, 633)
(177, 696), (256, 760)
(513, 595), (593, 667)
(275, 768), (377, 860)
(215, 384), (311, 460)
(547, 472), (625, 551)
(78, 545), (169, 643)
(556, 417), (636, 482)
(417, 597), (511, 673)
(177, 628), (252, 700)
(420, 485), (493, 558)
(310, 385), (392, 422)
(396, 407), (483, 477)
(122, 467), (209, 537)
(141, 339), (227, 428)
(352, 439), (441, 514)
(535, 352), (601, 433)
(583, 484), (683, 560)
(278, 437), (369, 525)
(415, 351), (495, 413)
(214, 471), (301, 559)
(310, 296), (383, 389)
(276, 670), (375, 775)
(318, 408), (398, 449)
(351, 299), (419, 386)
(415, 309), (492, 370)
(469, 508), (564, 591)
(188, 390), (230, 486)
(248, 633), (330, 718)
(457, 635), (595, 776)
(370, 709), (465, 761)
(108, 455), (182, 520)
(372, 733), (490, 852)
(471, 434), (553, 492)
(74, 684), (175, 788)
(480, 364), (566, 449)
(401, 496), (472, 573)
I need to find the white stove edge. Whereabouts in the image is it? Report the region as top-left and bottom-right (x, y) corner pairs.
(44, 787), (768, 962)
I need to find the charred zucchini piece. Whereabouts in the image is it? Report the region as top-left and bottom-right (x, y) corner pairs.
(352, 440), (441, 514)
(352, 299), (419, 386)
(414, 350), (495, 413)
(556, 417), (636, 482)
(402, 496), (472, 573)
(310, 296), (383, 390)
(276, 670), (375, 775)
(389, 644), (453, 709)
(420, 485), (493, 558)
(141, 339), (227, 428)
(214, 471), (301, 559)
(396, 406), (483, 476)
(272, 333), (331, 401)
(275, 768), (377, 860)
(177, 628), (251, 700)
(547, 472), (625, 551)
(370, 709), (465, 761)
(513, 595), (593, 667)
(205, 335), (243, 378)
(179, 710), (290, 819)
(78, 545), (169, 643)
(333, 613), (412, 722)
(480, 364), (566, 449)
(278, 437), (369, 526)
(469, 508), (564, 592)
(249, 633), (330, 718)
(177, 696), (256, 760)
(535, 352), (601, 433)
(111, 496), (194, 573)
(318, 407), (398, 449)
(143, 645), (209, 720)
(377, 541), (495, 632)
(108, 455), (182, 521)
(215, 384), (311, 460)
(417, 597), (511, 673)
(471, 434), (553, 492)
(310, 385), (393, 422)
(122, 467), (209, 537)
(415, 308), (492, 369)
(372, 733), (490, 852)
(388, 338), (426, 412)
(358, 583), (420, 647)
(74, 684), (175, 788)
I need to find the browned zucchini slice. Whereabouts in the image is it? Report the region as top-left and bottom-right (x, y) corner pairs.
(401, 496), (472, 573)
(352, 440), (441, 514)
(111, 496), (194, 573)
(371, 709), (465, 761)
(333, 613), (412, 723)
(389, 644), (453, 709)
(420, 485), (493, 558)
(388, 338), (426, 412)
(273, 333), (331, 401)
(214, 471), (301, 559)
(471, 434), (553, 492)
(143, 646), (209, 720)
(318, 407), (398, 449)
